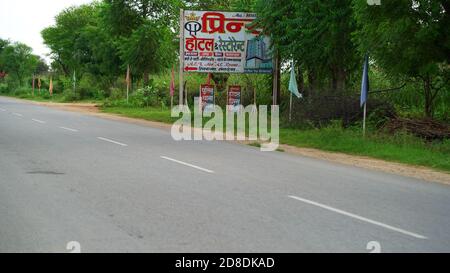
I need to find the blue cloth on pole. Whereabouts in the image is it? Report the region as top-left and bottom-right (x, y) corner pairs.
(360, 55), (369, 107)
(289, 64), (302, 99)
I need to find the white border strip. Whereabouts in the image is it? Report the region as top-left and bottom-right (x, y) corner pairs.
(288, 195), (427, 239)
(161, 156), (214, 174)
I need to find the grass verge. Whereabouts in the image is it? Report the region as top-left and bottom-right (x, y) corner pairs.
(280, 126), (450, 172)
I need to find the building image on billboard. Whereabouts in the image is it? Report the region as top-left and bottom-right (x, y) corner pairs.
(245, 36), (272, 74)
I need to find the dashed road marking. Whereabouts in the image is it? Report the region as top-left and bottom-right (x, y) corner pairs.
(161, 156), (214, 174)
(288, 195), (428, 240)
(97, 137), (128, 147)
(32, 119), (46, 124)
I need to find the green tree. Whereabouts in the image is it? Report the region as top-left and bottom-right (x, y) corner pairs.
(353, 0), (450, 118)
(183, 0), (232, 10)
(103, 0), (179, 86)
(256, 0), (358, 93)
(0, 38), (9, 72)
(42, 2), (123, 90)
(34, 57), (49, 75)
(0, 42), (38, 87)
(42, 3), (102, 77)
(118, 20), (176, 85)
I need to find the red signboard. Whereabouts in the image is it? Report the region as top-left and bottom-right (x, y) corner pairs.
(227, 85), (242, 112)
(200, 84), (215, 112)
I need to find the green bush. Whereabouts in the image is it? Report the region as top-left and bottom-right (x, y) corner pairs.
(0, 83), (8, 94)
(128, 79), (167, 108)
(14, 87), (33, 96)
(78, 73), (105, 99)
(62, 90), (80, 102)
(110, 87), (126, 100)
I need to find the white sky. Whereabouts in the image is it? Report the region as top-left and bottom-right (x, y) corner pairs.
(0, 0), (93, 62)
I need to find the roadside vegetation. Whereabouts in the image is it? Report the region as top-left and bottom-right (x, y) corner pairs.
(1, 0), (449, 172)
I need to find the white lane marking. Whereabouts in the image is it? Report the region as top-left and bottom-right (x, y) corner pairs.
(59, 127), (78, 132)
(12, 112), (23, 117)
(288, 195), (428, 240)
(161, 156), (214, 174)
(32, 119), (46, 124)
(97, 137), (128, 147)
(0, 108), (6, 112)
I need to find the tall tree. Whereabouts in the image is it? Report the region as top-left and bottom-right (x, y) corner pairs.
(118, 20), (176, 85)
(0, 42), (38, 87)
(42, 4), (99, 76)
(256, 0), (358, 93)
(353, 0), (450, 118)
(103, 0), (179, 86)
(0, 38), (9, 72)
(42, 2), (122, 87)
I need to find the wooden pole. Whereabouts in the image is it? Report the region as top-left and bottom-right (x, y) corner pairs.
(179, 9), (185, 106)
(184, 81), (188, 106)
(363, 102), (367, 137)
(289, 92), (293, 122)
(272, 52), (280, 106)
(127, 65), (130, 104)
(32, 74), (35, 96)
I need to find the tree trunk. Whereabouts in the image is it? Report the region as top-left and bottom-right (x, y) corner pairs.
(296, 64), (304, 93)
(336, 67), (346, 92)
(307, 70), (317, 95)
(143, 70), (149, 87)
(331, 66), (346, 93)
(272, 53), (281, 105)
(423, 75), (434, 118)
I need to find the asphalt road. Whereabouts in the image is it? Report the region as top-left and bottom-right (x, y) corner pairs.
(0, 96), (449, 253)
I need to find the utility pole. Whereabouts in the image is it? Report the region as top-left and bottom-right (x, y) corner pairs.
(179, 9), (185, 106)
(272, 52), (281, 105)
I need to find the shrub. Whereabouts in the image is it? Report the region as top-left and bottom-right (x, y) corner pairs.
(110, 87), (125, 100)
(129, 79), (167, 108)
(78, 73), (105, 99)
(0, 83), (8, 94)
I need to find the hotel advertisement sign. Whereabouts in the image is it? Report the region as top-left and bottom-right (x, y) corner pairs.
(227, 86), (242, 112)
(200, 84), (215, 112)
(183, 10), (273, 74)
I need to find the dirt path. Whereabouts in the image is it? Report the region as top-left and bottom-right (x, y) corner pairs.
(14, 98), (450, 185)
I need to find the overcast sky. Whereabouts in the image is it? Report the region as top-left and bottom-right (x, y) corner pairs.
(0, 0), (93, 62)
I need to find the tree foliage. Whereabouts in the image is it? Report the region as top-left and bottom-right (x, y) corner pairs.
(256, 0), (358, 93)
(352, 0), (450, 117)
(102, 0), (179, 85)
(0, 42), (39, 87)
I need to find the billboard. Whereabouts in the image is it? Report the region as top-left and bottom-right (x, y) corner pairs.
(182, 11), (273, 74)
(227, 86), (242, 112)
(200, 84), (215, 112)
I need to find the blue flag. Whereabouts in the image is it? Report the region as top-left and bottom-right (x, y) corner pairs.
(360, 55), (369, 107)
(289, 64), (302, 99)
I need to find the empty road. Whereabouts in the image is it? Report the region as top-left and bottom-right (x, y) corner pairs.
(0, 96), (449, 253)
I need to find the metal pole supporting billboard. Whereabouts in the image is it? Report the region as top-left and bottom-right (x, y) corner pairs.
(179, 9), (185, 106)
(272, 52), (280, 106)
